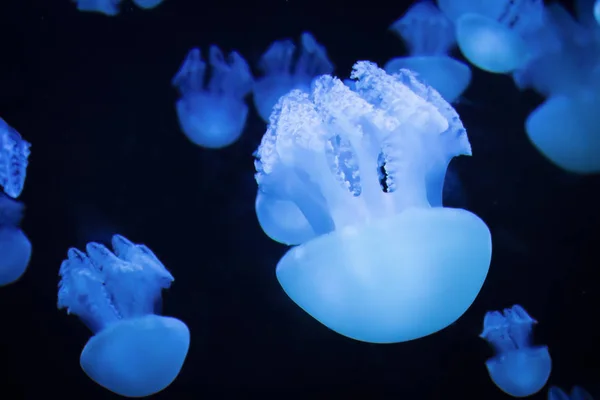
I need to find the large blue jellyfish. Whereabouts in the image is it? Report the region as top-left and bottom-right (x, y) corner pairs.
(0, 195), (32, 286)
(548, 386), (595, 400)
(437, 0), (545, 73)
(254, 61), (492, 344)
(58, 235), (190, 397)
(0, 118), (31, 199)
(172, 46), (253, 149)
(252, 32), (334, 122)
(480, 304), (551, 397)
(72, 0), (122, 16)
(384, 1), (471, 103)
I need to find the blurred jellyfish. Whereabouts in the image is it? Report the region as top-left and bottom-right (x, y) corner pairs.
(0, 118), (30, 199)
(252, 32), (334, 122)
(481, 304), (551, 397)
(439, 0), (546, 73)
(253, 61), (492, 343)
(0, 195), (31, 286)
(596, 0), (600, 24)
(385, 1), (471, 103)
(58, 235), (190, 397)
(548, 386), (595, 400)
(72, 0), (122, 15)
(131, 0), (164, 9)
(172, 46), (253, 149)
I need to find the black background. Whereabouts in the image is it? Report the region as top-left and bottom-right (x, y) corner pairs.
(0, 0), (598, 398)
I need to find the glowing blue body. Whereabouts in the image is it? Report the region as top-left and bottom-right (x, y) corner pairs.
(254, 62), (492, 343)
(548, 386), (595, 400)
(596, 0), (600, 24)
(481, 304), (551, 398)
(131, 0), (164, 9)
(172, 46), (253, 149)
(252, 32), (333, 122)
(0, 195), (31, 286)
(72, 0), (122, 15)
(0, 118), (30, 199)
(385, 1), (471, 102)
(58, 235), (190, 398)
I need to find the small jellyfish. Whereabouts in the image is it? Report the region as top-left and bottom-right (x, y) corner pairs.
(72, 0), (122, 16)
(445, 0), (546, 73)
(0, 118), (31, 199)
(172, 46), (253, 149)
(548, 386), (595, 400)
(58, 235), (190, 397)
(131, 0), (164, 9)
(252, 32), (334, 122)
(385, 1), (471, 102)
(0, 195), (32, 286)
(254, 61), (492, 343)
(480, 304), (551, 397)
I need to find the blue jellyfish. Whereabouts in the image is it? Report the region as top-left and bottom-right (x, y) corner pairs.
(0, 118), (30, 199)
(596, 0), (600, 24)
(172, 46), (253, 149)
(57, 235), (190, 397)
(480, 304), (551, 397)
(439, 0), (545, 73)
(72, 0), (122, 16)
(252, 32), (334, 122)
(548, 386), (595, 400)
(131, 0), (164, 9)
(253, 61), (492, 343)
(384, 1), (471, 103)
(0, 195), (32, 286)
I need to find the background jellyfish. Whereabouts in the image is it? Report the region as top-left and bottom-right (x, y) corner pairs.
(252, 32), (334, 122)
(172, 46), (253, 149)
(384, 1), (471, 103)
(254, 61), (492, 344)
(72, 0), (122, 16)
(57, 234), (190, 397)
(0, 118), (31, 199)
(131, 0), (164, 9)
(0, 195), (32, 286)
(548, 386), (595, 400)
(480, 304), (551, 397)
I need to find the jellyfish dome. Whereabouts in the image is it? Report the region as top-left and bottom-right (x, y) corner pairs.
(0, 118), (31, 199)
(481, 305), (551, 398)
(72, 0), (122, 16)
(131, 0), (164, 9)
(548, 386), (595, 400)
(384, 1), (471, 103)
(254, 61), (492, 343)
(0, 195), (32, 286)
(58, 235), (190, 397)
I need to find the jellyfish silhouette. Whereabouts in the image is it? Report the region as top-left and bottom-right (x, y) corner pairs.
(58, 235), (189, 397)
(481, 304), (551, 397)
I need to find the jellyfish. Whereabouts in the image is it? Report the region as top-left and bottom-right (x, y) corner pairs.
(0, 195), (31, 286)
(72, 0), (122, 16)
(480, 304), (551, 398)
(131, 0), (164, 9)
(172, 46), (253, 149)
(384, 1), (471, 103)
(438, 0), (546, 73)
(596, 0), (600, 24)
(252, 32), (334, 122)
(57, 235), (190, 397)
(0, 118), (30, 199)
(548, 386), (595, 400)
(253, 61), (492, 343)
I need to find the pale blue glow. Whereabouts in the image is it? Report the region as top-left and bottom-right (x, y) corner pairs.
(0, 118), (30, 199)
(385, 1), (471, 102)
(72, 0), (122, 16)
(252, 32), (333, 122)
(596, 0), (600, 24)
(131, 0), (164, 9)
(254, 61), (492, 343)
(58, 235), (190, 397)
(548, 386), (595, 400)
(172, 46), (253, 148)
(0, 195), (31, 286)
(481, 304), (551, 398)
